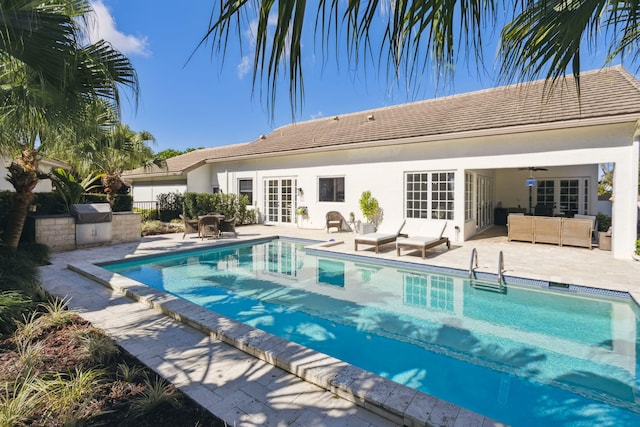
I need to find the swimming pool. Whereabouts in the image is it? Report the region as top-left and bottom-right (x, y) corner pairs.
(102, 238), (640, 426)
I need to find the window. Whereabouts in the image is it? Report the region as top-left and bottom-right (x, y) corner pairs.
(405, 171), (455, 220)
(534, 178), (590, 215)
(318, 177), (345, 202)
(536, 180), (555, 206)
(238, 179), (253, 204)
(560, 179), (580, 214)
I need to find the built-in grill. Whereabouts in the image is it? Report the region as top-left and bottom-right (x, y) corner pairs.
(70, 203), (112, 245)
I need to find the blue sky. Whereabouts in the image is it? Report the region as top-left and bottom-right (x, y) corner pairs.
(89, 1), (631, 153)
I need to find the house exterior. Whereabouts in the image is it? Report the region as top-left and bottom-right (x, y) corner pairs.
(124, 66), (640, 259)
(0, 156), (70, 192)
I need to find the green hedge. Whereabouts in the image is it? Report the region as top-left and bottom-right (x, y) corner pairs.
(157, 192), (184, 222)
(182, 192), (255, 224)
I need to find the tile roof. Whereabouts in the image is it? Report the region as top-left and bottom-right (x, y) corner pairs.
(125, 66), (640, 178)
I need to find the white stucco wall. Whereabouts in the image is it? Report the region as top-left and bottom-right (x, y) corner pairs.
(225, 124), (621, 216)
(131, 178), (187, 202)
(1, 157), (55, 192)
(132, 120), (639, 258)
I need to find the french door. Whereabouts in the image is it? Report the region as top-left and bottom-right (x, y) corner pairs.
(475, 175), (494, 230)
(263, 178), (297, 224)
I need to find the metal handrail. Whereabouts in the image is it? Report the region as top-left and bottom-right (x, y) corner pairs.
(468, 248), (478, 278)
(498, 251), (505, 284)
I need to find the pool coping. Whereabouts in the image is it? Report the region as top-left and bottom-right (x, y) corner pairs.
(67, 235), (639, 426)
(68, 244), (504, 426)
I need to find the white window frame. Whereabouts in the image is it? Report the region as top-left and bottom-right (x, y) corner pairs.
(405, 171), (455, 220)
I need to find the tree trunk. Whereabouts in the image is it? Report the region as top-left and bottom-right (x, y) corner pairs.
(101, 172), (122, 207)
(4, 150), (40, 250)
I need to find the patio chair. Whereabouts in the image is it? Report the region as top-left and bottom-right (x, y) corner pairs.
(326, 211), (351, 233)
(354, 219), (406, 253)
(219, 216), (238, 237)
(199, 215), (220, 239)
(396, 221), (450, 259)
(180, 214), (200, 239)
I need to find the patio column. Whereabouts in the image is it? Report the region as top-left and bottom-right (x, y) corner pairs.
(611, 136), (639, 259)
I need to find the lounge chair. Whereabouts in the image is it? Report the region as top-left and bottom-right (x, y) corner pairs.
(354, 219), (406, 253)
(396, 221), (449, 259)
(326, 211), (352, 233)
(180, 214), (199, 239)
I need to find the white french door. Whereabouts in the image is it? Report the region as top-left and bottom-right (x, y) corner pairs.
(263, 178), (297, 224)
(475, 175), (494, 230)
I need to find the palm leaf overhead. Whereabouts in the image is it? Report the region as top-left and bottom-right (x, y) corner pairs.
(205, 0), (639, 113)
(205, 0), (496, 115)
(0, 0), (91, 92)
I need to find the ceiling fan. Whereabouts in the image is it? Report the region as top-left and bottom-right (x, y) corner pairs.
(518, 167), (548, 172)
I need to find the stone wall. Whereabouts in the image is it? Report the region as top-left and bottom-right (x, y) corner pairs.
(34, 216), (76, 251)
(33, 212), (141, 251)
(112, 212), (141, 244)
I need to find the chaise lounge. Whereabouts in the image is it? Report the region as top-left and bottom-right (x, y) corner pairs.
(396, 221), (450, 259)
(354, 219), (406, 253)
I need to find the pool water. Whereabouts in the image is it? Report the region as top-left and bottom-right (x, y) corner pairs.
(103, 239), (640, 426)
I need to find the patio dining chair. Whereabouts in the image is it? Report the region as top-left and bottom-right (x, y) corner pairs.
(199, 215), (220, 239)
(180, 214), (200, 239)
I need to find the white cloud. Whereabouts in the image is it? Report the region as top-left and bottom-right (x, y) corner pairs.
(237, 55), (252, 79)
(87, 1), (150, 56)
(310, 111), (324, 120)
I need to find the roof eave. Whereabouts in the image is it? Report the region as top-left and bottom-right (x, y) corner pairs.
(203, 113), (640, 163)
(123, 170), (185, 179)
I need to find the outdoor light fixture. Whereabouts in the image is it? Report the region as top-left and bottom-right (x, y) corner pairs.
(297, 188), (304, 196)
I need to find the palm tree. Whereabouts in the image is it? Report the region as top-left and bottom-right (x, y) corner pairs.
(203, 0), (639, 112)
(44, 99), (164, 207)
(0, 0), (139, 249)
(97, 124), (163, 207)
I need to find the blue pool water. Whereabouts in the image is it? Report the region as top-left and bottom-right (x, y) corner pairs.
(103, 239), (640, 426)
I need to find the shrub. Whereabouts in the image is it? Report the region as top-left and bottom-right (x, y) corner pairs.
(0, 246), (41, 297)
(0, 291), (37, 338)
(359, 191), (379, 223)
(134, 207), (159, 222)
(636, 239), (640, 256)
(157, 192), (184, 222)
(18, 243), (51, 266)
(596, 213), (612, 232)
(183, 192), (255, 224)
(128, 376), (179, 418)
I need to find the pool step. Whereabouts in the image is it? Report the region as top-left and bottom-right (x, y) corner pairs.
(469, 279), (507, 294)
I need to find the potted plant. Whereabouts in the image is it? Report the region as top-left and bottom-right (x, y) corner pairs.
(296, 206), (308, 216)
(358, 191), (378, 234)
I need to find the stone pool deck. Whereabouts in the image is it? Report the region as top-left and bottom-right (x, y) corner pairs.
(38, 225), (640, 426)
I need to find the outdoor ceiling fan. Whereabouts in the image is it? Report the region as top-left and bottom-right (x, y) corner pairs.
(518, 167), (549, 214)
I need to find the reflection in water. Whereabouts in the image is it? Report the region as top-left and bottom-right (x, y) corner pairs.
(317, 259), (345, 287)
(104, 239), (640, 427)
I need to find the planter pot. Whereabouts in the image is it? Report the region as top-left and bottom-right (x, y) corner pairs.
(598, 232), (612, 251)
(359, 222), (375, 235)
(632, 254), (640, 262)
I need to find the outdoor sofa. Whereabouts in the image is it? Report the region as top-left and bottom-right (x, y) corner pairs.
(507, 214), (593, 249)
